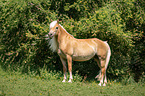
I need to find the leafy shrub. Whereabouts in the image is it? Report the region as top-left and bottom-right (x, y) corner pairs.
(0, 0), (145, 82)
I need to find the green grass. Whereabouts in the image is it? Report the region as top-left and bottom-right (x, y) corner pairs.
(0, 68), (145, 96)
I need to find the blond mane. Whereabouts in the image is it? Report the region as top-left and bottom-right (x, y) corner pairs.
(59, 24), (74, 38)
(49, 36), (58, 52)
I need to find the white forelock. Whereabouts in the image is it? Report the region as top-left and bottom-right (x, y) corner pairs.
(50, 21), (57, 29)
(49, 21), (74, 37)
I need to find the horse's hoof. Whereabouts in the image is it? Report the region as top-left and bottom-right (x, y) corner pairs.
(98, 83), (102, 86)
(68, 80), (72, 83)
(103, 83), (106, 86)
(62, 80), (66, 82)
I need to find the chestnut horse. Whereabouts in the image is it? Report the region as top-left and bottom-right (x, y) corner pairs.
(48, 20), (111, 86)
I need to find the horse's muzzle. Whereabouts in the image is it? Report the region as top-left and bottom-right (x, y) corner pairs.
(48, 33), (54, 38)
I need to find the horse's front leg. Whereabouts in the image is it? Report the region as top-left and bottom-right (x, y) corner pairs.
(66, 54), (73, 83)
(59, 56), (67, 82)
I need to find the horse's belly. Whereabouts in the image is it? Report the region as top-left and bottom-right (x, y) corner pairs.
(72, 46), (96, 61)
(72, 54), (95, 61)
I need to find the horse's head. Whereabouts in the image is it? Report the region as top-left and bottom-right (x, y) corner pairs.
(48, 20), (59, 38)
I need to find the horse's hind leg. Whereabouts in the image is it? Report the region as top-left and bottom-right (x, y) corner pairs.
(99, 60), (106, 86)
(103, 48), (111, 86)
(60, 57), (67, 82)
(103, 72), (107, 86)
(94, 56), (101, 79)
(100, 58), (110, 86)
(94, 56), (106, 86)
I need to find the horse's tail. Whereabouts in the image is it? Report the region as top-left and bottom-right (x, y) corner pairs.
(104, 42), (111, 70)
(95, 42), (111, 80)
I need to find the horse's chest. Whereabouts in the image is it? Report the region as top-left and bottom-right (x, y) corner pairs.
(57, 49), (66, 58)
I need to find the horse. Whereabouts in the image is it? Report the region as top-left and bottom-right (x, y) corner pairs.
(48, 20), (111, 86)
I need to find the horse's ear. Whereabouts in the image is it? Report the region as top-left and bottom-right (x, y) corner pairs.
(57, 19), (59, 24)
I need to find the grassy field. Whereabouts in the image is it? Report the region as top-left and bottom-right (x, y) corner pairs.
(0, 68), (145, 96)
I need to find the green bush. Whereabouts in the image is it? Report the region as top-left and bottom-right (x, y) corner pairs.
(0, 0), (145, 82)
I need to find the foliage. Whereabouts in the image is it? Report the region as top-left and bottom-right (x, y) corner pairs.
(0, 0), (145, 82)
(0, 67), (145, 96)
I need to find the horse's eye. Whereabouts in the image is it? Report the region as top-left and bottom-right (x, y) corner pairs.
(56, 27), (58, 29)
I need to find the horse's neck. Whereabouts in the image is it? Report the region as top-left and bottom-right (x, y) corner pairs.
(49, 25), (72, 52)
(58, 26), (73, 42)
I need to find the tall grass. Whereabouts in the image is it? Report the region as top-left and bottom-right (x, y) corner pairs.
(0, 66), (145, 96)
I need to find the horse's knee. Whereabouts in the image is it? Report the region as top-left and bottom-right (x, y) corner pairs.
(101, 67), (106, 74)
